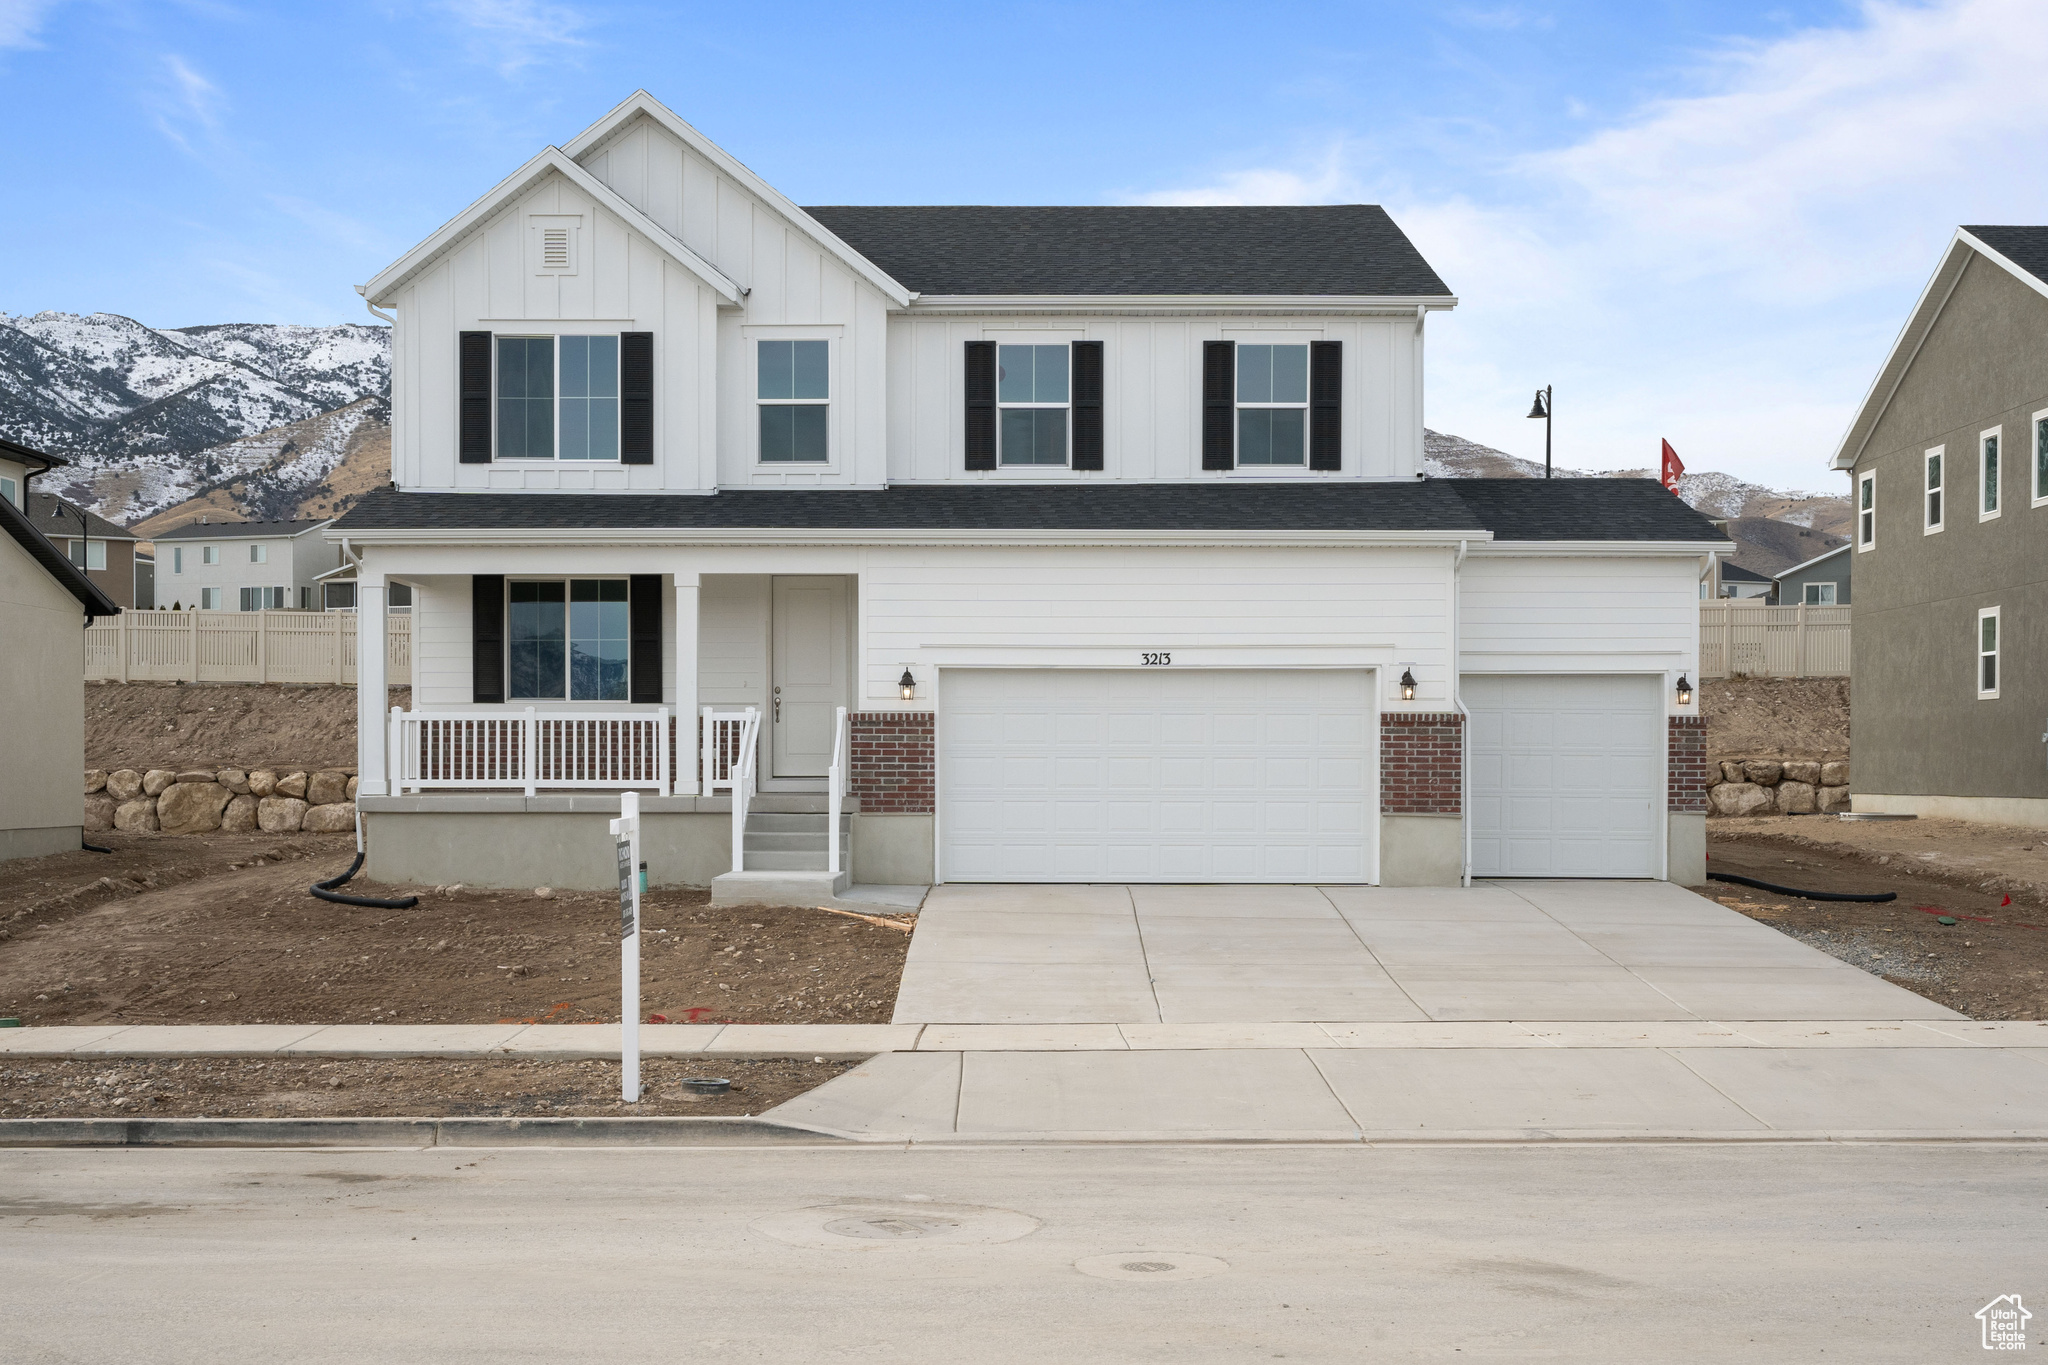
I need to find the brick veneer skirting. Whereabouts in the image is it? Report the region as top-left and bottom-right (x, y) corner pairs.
(1381, 712), (1463, 814)
(1668, 715), (1708, 814)
(849, 711), (935, 814)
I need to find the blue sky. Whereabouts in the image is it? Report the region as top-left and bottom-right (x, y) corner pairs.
(5, 0), (2046, 488)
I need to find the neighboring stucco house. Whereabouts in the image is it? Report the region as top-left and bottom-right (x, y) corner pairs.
(1715, 562), (1773, 600)
(334, 91), (1730, 898)
(1830, 225), (2048, 824)
(1773, 543), (1851, 606)
(152, 518), (341, 611)
(0, 483), (119, 860)
(26, 492), (142, 611)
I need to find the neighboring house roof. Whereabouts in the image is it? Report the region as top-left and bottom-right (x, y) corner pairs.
(1831, 225), (2048, 470)
(1, 435), (67, 470)
(152, 518), (334, 541)
(1773, 542), (1851, 581)
(331, 480), (1728, 544)
(1719, 562), (1773, 584)
(803, 206), (1454, 299)
(27, 490), (136, 542)
(0, 486), (120, 619)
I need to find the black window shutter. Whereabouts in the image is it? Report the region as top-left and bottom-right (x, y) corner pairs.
(620, 332), (653, 464)
(964, 341), (997, 470)
(1201, 340), (1235, 470)
(628, 574), (663, 704)
(1310, 340), (1342, 471)
(1070, 341), (1104, 470)
(471, 575), (505, 704)
(459, 332), (492, 464)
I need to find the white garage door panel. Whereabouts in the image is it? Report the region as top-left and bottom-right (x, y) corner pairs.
(1466, 674), (1662, 879)
(941, 669), (1374, 883)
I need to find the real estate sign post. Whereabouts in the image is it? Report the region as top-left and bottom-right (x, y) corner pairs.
(610, 790), (642, 1103)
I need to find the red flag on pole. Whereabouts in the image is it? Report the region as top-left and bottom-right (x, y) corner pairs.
(1660, 439), (1684, 494)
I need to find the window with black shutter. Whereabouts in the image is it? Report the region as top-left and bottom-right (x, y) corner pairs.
(471, 574), (505, 703)
(1070, 341), (1104, 471)
(1202, 340), (1235, 470)
(964, 341), (996, 470)
(459, 332), (492, 464)
(628, 575), (662, 703)
(1309, 340), (1342, 471)
(620, 332), (653, 464)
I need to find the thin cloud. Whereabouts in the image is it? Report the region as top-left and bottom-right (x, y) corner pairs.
(151, 54), (225, 154)
(439, 0), (589, 75)
(0, 0), (60, 49)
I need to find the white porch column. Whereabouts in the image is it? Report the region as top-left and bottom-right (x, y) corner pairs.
(356, 571), (390, 797)
(672, 570), (700, 795)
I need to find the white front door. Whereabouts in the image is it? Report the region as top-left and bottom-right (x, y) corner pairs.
(1465, 673), (1663, 878)
(940, 668), (1375, 883)
(771, 575), (850, 779)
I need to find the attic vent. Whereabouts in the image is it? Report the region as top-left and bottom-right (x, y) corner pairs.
(542, 228), (571, 271)
(530, 215), (581, 276)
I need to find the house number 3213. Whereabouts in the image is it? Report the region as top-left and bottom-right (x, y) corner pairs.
(1140, 652), (1172, 666)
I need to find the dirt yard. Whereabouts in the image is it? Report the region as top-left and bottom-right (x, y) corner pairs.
(1700, 831), (2048, 1019)
(0, 834), (910, 1028)
(1699, 675), (1850, 763)
(0, 1056), (855, 1119)
(84, 680), (407, 773)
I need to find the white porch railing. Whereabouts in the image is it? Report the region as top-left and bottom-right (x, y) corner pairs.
(389, 707), (671, 796)
(827, 704), (849, 875)
(702, 707), (762, 873)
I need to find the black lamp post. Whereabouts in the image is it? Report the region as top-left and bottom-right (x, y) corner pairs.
(1526, 386), (1553, 479)
(47, 495), (89, 567)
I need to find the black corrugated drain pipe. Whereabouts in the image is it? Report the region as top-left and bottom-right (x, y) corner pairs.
(1707, 871), (1897, 904)
(310, 809), (418, 909)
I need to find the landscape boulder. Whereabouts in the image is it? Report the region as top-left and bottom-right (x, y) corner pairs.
(158, 781), (234, 834)
(142, 768), (176, 797)
(1821, 761), (1849, 786)
(302, 801), (356, 833)
(307, 770), (349, 806)
(113, 799), (160, 833)
(1815, 785), (1852, 814)
(173, 769), (217, 787)
(83, 770), (107, 794)
(217, 767), (251, 795)
(1742, 760), (1783, 786)
(1719, 760), (1747, 784)
(257, 796), (308, 833)
(1708, 782), (1775, 817)
(276, 772), (309, 799)
(221, 793), (259, 833)
(1781, 760), (1822, 785)
(106, 769), (142, 801)
(83, 794), (116, 832)
(345, 776), (358, 800)
(249, 770), (279, 798)
(1777, 780), (1818, 815)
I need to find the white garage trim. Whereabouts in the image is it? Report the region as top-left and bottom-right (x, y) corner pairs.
(937, 667), (1378, 884)
(1464, 673), (1667, 879)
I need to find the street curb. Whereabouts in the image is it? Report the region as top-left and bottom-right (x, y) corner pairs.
(0, 1116), (852, 1148)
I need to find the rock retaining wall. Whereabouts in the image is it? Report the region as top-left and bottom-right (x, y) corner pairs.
(1706, 759), (1851, 817)
(82, 767), (357, 836)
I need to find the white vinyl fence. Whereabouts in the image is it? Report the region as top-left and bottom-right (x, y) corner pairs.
(84, 610), (412, 686)
(1699, 602), (1850, 678)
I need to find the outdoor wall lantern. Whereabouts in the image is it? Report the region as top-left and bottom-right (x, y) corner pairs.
(1676, 675), (1694, 707)
(899, 667), (917, 701)
(1399, 669), (1418, 703)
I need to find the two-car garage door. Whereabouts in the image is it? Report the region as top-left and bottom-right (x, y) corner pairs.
(940, 669), (1373, 883)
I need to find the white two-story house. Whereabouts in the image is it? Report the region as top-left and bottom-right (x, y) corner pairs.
(338, 90), (1726, 900)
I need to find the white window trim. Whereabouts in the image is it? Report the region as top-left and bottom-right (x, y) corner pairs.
(1977, 605), (2000, 700)
(1802, 582), (1838, 606)
(1980, 425), (2003, 522)
(995, 341), (1074, 470)
(1857, 470), (1876, 550)
(201, 545), (219, 565)
(199, 587), (222, 611)
(492, 330), (626, 465)
(503, 575), (638, 705)
(1234, 342), (1312, 471)
(1924, 447), (1944, 534)
(249, 543), (267, 564)
(747, 328), (839, 469)
(2033, 408), (2048, 509)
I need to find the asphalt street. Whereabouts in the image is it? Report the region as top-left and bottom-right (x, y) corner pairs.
(3, 1141), (2042, 1362)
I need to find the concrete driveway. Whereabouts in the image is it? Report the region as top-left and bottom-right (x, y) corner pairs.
(891, 880), (1962, 1025)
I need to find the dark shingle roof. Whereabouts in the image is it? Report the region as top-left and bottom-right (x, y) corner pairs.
(1719, 562), (1772, 584)
(803, 205), (1452, 298)
(1, 435), (66, 469)
(27, 490), (134, 541)
(152, 518), (333, 541)
(333, 480), (1726, 544)
(0, 491), (120, 618)
(1964, 226), (2048, 287)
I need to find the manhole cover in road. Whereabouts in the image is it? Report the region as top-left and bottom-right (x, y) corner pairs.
(754, 1200), (1040, 1250)
(1075, 1253), (1229, 1282)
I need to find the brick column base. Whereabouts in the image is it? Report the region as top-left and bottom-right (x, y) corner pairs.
(849, 711), (935, 814)
(1381, 712), (1463, 814)
(1668, 715), (1708, 814)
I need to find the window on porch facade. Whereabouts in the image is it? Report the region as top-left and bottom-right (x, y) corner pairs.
(508, 579), (630, 701)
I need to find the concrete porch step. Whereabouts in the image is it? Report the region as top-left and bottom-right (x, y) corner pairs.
(743, 850), (850, 872)
(710, 868), (851, 908)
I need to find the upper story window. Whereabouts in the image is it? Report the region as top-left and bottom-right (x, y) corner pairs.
(2034, 411), (2048, 507)
(1801, 582), (1838, 606)
(998, 345), (1070, 466)
(1858, 470), (1875, 549)
(250, 544), (267, 564)
(508, 579), (629, 701)
(68, 539), (106, 571)
(1237, 344), (1309, 466)
(1924, 448), (1943, 533)
(172, 547), (183, 574)
(0, 476), (15, 507)
(1981, 427), (2002, 520)
(201, 545), (219, 565)
(497, 335), (620, 461)
(758, 340), (829, 462)
(1978, 606), (2000, 699)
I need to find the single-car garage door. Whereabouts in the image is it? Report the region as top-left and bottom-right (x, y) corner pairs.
(1465, 674), (1662, 878)
(941, 669), (1374, 883)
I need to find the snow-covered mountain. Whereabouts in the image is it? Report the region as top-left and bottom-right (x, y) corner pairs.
(0, 312), (389, 525)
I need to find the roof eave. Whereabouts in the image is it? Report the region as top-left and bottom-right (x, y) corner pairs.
(328, 526), (1495, 549)
(903, 294), (1458, 315)
(1772, 542), (1852, 579)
